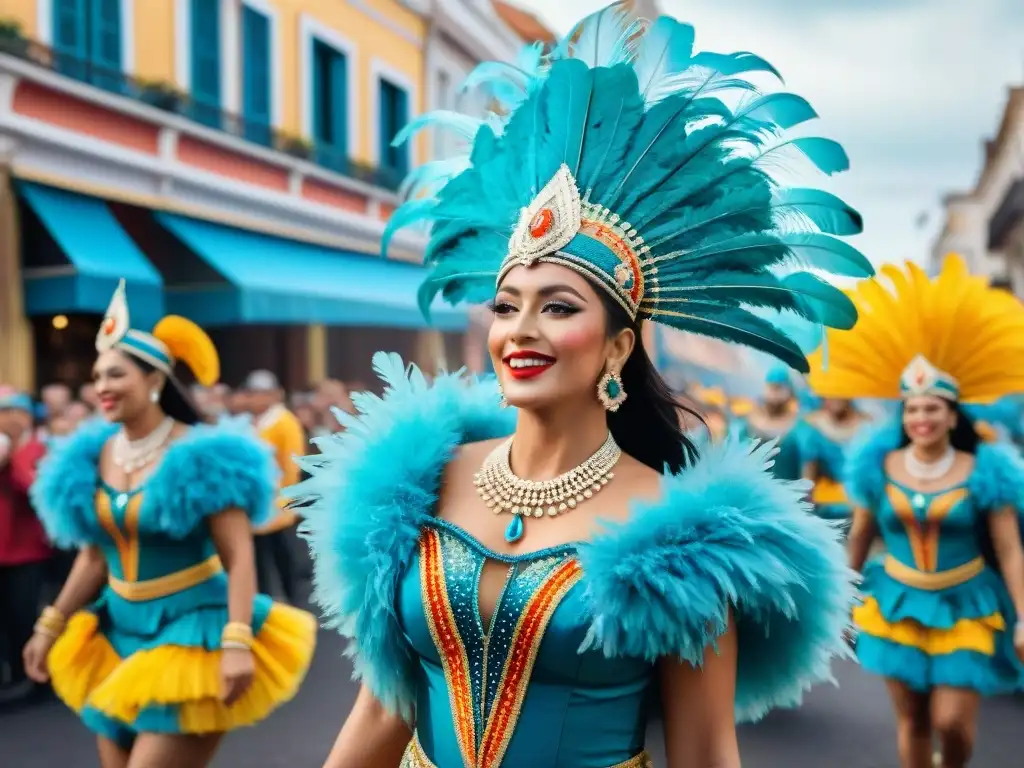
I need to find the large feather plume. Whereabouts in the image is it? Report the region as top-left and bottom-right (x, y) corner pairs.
(384, 2), (871, 372)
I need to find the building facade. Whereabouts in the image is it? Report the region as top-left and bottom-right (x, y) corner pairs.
(932, 87), (1024, 290)
(0, 0), (465, 393)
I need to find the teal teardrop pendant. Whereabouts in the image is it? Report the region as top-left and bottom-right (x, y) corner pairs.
(606, 378), (621, 399)
(504, 515), (524, 543)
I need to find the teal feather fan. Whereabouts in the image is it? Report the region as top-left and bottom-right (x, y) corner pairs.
(384, 2), (872, 373)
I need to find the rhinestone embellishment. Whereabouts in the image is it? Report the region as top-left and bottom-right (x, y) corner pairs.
(505, 164), (582, 271)
(529, 208), (553, 238)
(473, 433), (621, 543)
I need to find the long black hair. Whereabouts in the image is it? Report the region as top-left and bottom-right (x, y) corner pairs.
(126, 354), (205, 426)
(598, 291), (700, 474)
(897, 400), (980, 455)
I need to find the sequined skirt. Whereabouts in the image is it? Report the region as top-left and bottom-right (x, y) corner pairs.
(399, 732), (654, 768)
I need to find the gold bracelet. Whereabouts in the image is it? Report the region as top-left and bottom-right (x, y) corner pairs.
(221, 622), (254, 649)
(221, 640), (252, 651)
(34, 606), (66, 638)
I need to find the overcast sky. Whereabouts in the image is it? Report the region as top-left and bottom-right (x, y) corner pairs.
(508, 0), (1023, 268)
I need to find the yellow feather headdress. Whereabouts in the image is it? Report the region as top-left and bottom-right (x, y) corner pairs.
(806, 254), (1024, 403)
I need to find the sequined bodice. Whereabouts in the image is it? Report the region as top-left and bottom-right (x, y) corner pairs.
(398, 520), (654, 768)
(877, 478), (981, 572)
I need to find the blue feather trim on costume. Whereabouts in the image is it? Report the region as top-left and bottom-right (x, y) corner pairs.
(969, 442), (1024, 513)
(290, 352), (515, 720)
(843, 417), (1024, 515)
(30, 420), (116, 548)
(578, 434), (855, 723)
(293, 354), (855, 723)
(30, 420), (278, 547)
(843, 418), (902, 510)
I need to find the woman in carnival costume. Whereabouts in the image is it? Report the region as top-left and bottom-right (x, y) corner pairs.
(798, 395), (871, 529)
(730, 363), (804, 480)
(296, 5), (872, 767)
(22, 281), (317, 768)
(808, 255), (1024, 768)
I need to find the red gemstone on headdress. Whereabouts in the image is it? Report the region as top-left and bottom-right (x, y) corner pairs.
(916, 371), (925, 385)
(529, 208), (553, 238)
(102, 317), (116, 335)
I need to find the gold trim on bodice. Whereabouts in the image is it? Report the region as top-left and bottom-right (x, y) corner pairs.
(883, 555), (985, 591)
(885, 484), (968, 572)
(95, 489), (142, 581)
(107, 554), (224, 601)
(399, 732), (653, 768)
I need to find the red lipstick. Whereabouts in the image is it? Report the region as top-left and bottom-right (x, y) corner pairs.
(503, 350), (556, 380)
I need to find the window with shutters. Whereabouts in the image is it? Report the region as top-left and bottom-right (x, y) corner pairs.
(190, 0), (221, 128)
(434, 70), (452, 158)
(241, 4), (272, 146)
(379, 79), (410, 180)
(51, 0), (123, 90)
(311, 39), (349, 173)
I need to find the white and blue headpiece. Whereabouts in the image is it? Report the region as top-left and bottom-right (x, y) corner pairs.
(95, 280), (174, 375)
(384, 2), (873, 372)
(899, 355), (959, 401)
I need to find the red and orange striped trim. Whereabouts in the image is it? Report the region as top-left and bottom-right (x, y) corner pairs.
(420, 529), (476, 768)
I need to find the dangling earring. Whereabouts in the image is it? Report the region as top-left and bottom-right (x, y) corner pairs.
(149, 389), (160, 404)
(597, 369), (627, 412)
(497, 380), (508, 408)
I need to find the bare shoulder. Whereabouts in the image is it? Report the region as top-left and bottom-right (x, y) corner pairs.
(598, 453), (663, 524)
(443, 437), (505, 485)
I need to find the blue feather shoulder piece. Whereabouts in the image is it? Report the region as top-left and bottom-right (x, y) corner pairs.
(29, 419), (277, 547)
(293, 353), (853, 722)
(31, 419), (117, 548)
(289, 352), (514, 719)
(842, 417), (902, 510)
(580, 434), (855, 722)
(142, 420), (279, 537)
(969, 441), (1024, 514)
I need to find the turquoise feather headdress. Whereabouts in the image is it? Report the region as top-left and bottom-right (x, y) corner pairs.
(384, 2), (873, 372)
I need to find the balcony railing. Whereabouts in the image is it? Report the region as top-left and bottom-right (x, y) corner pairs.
(0, 33), (405, 192)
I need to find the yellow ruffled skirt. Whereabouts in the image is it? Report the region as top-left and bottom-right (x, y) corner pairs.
(48, 601), (316, 741)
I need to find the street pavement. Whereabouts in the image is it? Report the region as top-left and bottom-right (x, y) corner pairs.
(3, 623), (1023, 767)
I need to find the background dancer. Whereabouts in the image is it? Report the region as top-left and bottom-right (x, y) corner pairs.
(809, 255), (1024, 768)
(22, 282), (316, 768)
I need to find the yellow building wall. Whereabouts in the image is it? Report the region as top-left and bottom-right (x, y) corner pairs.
(2, 0), (38, 34)
(275, 0), (427, 164)
(5, 0), (427, 166)
(133, 0), (176, 84)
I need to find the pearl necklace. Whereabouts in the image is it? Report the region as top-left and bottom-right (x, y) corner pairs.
(474, 433), (621, 543)
(903, 445), (956, 481)
(112, 417), (175, 473)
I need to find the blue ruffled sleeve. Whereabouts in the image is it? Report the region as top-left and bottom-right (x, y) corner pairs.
(843, 418), (903, 511)
(142, 422), (279, 538)
(30, 420), (116, 548)
(579, 436), (857, 723)
(969, 441), (1024, 514)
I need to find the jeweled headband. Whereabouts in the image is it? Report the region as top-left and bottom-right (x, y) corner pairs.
(498, 165), (651, 320)
(899, 355), (959, 401)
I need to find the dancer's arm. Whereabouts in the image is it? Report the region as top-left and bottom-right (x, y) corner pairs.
(988, 508), (1024, 619)
(660, 611), (741, 768)
(210, 508), (257, 705)
(23, 546), (107, 682)
(847, 507), (878, 573)
(322, 685), (412, 768)
(51, 546), (108, 617)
